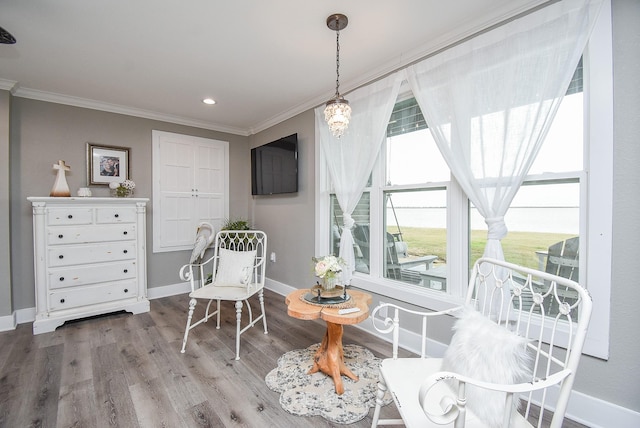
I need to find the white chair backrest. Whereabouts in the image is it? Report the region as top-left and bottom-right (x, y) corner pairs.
(371, 257), (592, 427)
(468, 257), (592, 426)
(211, 230), (267, 288)
(179, 230), (267, 292)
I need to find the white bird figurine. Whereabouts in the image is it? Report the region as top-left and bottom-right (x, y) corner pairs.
(189, 222), (214, 264)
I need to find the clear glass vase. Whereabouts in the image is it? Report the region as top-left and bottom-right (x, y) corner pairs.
(111, 188), (133, 198)
(322, 274), (338, 291)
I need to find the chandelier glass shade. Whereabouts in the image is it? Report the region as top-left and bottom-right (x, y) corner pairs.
(324, 97), (351, 138)
(325, 14), (350, 138)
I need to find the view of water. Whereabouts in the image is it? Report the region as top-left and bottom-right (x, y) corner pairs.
(388, 207), (579, 234)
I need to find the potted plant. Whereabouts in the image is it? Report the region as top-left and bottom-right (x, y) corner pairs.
(221, 218), (252, 231)
(219, 218), (254, 250)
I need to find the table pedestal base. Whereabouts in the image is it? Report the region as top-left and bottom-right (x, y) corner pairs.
(308, 321), (359, 395)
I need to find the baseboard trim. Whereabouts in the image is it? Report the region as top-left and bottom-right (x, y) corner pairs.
(0, 311), (16, 332)
(564, 389), (640, 428)
(0, 306), (36, 331)
(147, 281), (191, 300)
(4, 279), (638, 427)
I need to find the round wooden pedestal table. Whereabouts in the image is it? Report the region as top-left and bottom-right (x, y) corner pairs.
(285, 288), (372, 395)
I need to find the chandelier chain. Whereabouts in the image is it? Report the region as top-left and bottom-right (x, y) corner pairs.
(335, 28), (341, 97)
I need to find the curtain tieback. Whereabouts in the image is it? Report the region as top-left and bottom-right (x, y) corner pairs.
(485, 217), (507, 240)
(342, 213), (355, 230)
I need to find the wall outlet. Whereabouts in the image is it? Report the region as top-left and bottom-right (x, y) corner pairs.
(270, 252), (276, 262)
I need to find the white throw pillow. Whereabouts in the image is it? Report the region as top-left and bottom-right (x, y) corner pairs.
(441, 308), (532, 428)
(214, 247), (256, 287)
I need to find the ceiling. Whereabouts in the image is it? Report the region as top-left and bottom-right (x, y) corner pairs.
(0, 0), (547, 136)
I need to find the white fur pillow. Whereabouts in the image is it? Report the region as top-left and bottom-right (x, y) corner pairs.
(441, 308), (532, 427)
(214, 248), (256, 287)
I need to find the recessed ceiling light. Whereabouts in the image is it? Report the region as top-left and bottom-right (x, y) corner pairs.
(203, 98), (216, 105)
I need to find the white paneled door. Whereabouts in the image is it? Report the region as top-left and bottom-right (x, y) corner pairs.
(152, 130), (229, 253)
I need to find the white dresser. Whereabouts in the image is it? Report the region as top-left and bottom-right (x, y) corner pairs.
(28, 197), (150, 334)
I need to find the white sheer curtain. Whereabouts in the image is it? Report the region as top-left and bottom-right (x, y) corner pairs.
(315, 72), (403, 285)
(407, 0), (602, 265)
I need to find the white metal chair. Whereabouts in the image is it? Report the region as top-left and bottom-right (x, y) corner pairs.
(179, 230), (268, 360)
(371, 257), (592, 428)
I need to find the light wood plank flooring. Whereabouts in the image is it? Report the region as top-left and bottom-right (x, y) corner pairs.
(0, 289), (587, 428)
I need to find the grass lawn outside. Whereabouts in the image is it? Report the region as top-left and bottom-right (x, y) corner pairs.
(394, 227), (576, 271)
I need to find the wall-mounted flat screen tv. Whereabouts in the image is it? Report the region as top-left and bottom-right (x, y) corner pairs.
(251, 133), (298, 195)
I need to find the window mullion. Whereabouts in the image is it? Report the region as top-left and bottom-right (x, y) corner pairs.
(368, 152), (385, 279)
(447, 175), (469, 298)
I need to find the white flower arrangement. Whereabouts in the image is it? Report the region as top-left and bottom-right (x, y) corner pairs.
(109, 179), (135, 197)
(313, 254), (345, 279)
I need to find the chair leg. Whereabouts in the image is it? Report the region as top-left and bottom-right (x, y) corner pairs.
(180, 298), (198, 353)
(216, 299), (221, 329)
(259, 289), (268, 334)
(235, 300), (243, 360)
(371, 374), (388, 427)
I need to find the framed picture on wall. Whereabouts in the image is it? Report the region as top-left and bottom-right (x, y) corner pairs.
(86, 143), (131, 185)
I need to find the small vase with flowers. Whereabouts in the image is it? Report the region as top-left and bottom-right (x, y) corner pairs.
(109, 179), (136, 197)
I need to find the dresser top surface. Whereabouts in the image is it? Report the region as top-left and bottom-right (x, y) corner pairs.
(28, 197), (149, 205)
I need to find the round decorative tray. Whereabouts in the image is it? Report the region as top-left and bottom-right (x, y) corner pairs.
(303, 284), (350, 305)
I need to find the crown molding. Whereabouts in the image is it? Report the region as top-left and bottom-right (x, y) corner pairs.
(0, 78), (18, 92)
(11, 87), (251, 136)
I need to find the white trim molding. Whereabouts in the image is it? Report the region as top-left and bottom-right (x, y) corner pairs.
(11, 87), (249, 136)
(0, 311), (16, 332)
(0, 78), (18, 92)
(147, 281), (192, 300)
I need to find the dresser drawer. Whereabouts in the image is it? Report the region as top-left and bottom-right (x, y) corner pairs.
(47, 224), (136, 245)
(49, 261), (137, 289)
(48, 280), (138, 311)
(48, 241), (137, 267)
(47, 208), (93, 226)
(96, 207), (136, 224)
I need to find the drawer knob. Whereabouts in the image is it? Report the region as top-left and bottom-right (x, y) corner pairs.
(123, 249), (128, 254)
(59, 277), (64, 281)
(123, 269), (128, 273)
(123, 231), (128, 235)
(115, 214), (119, 218)
(58, 234), (63, 239)
(124, 288), (129, 293)
(58, 255), (64, 259)
(67, 214), (73, 219)
(60, 298), (65, 304)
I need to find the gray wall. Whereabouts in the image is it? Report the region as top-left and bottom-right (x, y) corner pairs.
(0, 91), (10, 316)
(248, 0), (640, 414)
(249, 110), (317, 288)
(8, 98), (250, 310)
(584, 0), (640, 411)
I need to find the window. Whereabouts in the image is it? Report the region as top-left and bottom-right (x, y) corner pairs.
(316, 3), (612, 358)
(384, 108), (451, 291)
(324, 95), (470, 306)
(325, 79), (584, 297)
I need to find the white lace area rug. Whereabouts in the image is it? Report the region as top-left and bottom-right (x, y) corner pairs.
(265, 343), (392, 425)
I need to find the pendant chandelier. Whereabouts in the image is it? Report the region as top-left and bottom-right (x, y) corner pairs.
(324, 14), (351, 139)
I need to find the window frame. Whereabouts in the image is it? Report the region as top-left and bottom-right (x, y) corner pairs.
(315, 0), (612, 359)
